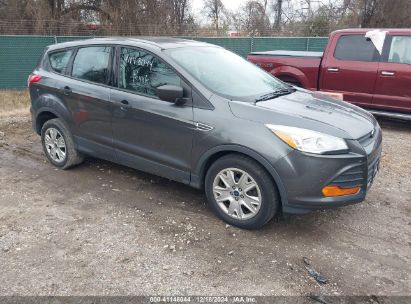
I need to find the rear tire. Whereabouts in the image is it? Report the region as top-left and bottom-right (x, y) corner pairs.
(205, 154), (280, 229)
(41, 118), (84, 170)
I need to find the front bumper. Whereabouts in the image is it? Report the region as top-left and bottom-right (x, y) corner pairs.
(276, 126), (382, 214)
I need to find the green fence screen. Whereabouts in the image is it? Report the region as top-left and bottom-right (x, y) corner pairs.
(0, 35), (328, 89)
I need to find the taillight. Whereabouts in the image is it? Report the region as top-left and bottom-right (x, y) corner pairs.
(27, 74), (42, 87)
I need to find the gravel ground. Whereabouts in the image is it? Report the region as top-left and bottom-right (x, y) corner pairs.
(0, 112), (410, 297)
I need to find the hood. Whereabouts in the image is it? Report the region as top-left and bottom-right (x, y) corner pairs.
(229, 90), (376, 140)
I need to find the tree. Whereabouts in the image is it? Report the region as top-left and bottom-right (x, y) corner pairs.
(273, 0), (283, 30)
(168, 0), (192, 34)
(303, 6), (332, 36)
(359, 0), (378, 27)
(359, 0), (411, 28)
(2, 0), (411, 36)
(97, 0), (195, 35)
(238, 0), (271, 36)
(202, 0), (226, 35)
(338, 0), (411, 28)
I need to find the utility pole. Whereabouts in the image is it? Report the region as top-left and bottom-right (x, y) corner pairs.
(307, 0), (311, 16)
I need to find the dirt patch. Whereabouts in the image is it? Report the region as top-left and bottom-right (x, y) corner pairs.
(0, 113), (410, 296)
(0, 90), (30, 114)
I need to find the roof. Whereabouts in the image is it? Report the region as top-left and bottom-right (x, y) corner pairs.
(47, 37), (213, 51)
(331, 28), (411, 35)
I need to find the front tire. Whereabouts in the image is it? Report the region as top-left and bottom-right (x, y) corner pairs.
(41, 118), (84, 170)
(205, 154), (280, 229)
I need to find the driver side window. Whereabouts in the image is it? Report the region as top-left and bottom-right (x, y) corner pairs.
(119, 47), (181, 97)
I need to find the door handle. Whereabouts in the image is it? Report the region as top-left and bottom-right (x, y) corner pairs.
(381, 71), (395, 76)
(62, 86), (72, 95)
(119, 99), (130, 110)
(328, 68), (340, 72)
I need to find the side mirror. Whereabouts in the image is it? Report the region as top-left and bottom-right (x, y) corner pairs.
(157, 85), (184, 104)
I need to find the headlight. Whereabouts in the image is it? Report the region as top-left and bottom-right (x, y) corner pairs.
(265, 124), (348, 154)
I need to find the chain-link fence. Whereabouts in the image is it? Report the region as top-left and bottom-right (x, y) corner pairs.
(0, 35), (328, 89)
(0, 20), (337, 37)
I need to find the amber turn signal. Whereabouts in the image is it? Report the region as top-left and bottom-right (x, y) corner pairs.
(322, 185), (361, 197)
(272, 130), (297, 149)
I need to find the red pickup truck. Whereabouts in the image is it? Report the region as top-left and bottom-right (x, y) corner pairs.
(247, 29), (411, 119)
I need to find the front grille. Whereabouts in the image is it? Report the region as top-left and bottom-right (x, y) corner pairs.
(367, 152), (380, 189)
(359, 125), (382, 153)
(361, 125), (382, 189)
(329, 125), (382, 190)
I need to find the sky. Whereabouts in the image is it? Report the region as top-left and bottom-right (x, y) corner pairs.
(191, 0), (246, 22)
(192, 0), (245, 12)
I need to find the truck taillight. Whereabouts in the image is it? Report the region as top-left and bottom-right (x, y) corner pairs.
(27, 74), (42, 87)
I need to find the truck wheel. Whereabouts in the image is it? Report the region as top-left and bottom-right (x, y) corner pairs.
(205, 154), (280, 229)
(41, 118), (84, 170)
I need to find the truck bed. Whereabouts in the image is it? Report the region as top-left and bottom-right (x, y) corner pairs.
(249, 50), (324, 58)
(247, 51), (323, 90)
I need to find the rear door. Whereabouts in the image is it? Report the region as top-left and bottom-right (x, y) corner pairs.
(110, 46), (194, 184)
(64, 45), (114, 160)
(320, 34), (380, 107)
(373, 35), (411, 113)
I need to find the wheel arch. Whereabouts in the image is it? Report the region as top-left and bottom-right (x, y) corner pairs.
(35, 109), (60, 135)
(271, 65), (310, 88)
(191, 145), (288, 209)
(33, 92), (74, 135)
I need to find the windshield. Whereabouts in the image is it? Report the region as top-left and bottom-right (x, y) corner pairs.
(165, 46), (287, 100)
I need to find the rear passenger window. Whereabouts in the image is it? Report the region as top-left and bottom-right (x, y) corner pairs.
(49, 50), (73, 74)
(72, 46), (111, 84)
(118, 47), (181, 97)
(334, 35), (378, 62)
(388, 36), (411, 65)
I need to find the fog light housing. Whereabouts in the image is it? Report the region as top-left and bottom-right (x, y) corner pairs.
(322, 185), (361, 197)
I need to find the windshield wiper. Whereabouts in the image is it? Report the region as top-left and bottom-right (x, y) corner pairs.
(255, 88), (296, 103)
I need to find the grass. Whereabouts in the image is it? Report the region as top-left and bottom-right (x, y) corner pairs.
(0, 90), (30, 115)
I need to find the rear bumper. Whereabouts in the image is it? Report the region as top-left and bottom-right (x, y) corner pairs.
(276, 127), (382, 214)
(30, 106), (38, 134)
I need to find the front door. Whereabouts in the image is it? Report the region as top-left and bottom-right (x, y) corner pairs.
(110, 46), (194, 184)
(320, 34), (380, 107)
(373, 35), (411, 113)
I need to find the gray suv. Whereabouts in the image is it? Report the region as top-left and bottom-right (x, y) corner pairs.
(29, 38), (382, 229)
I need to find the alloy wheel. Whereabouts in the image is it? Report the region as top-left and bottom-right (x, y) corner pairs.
(212, 168), (262, 220)
(44, 127), (66, 163)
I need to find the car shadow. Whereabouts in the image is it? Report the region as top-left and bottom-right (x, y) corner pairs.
(71, 156), (348, 237)
(376, 117), (411, 132)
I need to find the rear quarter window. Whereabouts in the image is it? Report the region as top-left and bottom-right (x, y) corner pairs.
(49, 49), (73, 74)
(334, 35), (378, 62)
